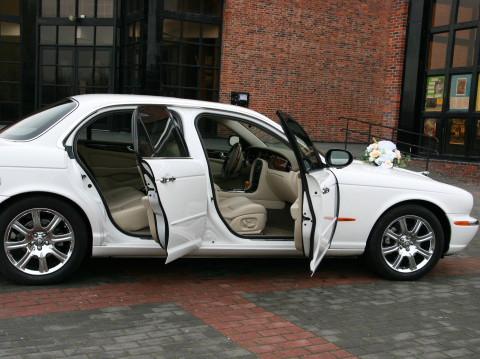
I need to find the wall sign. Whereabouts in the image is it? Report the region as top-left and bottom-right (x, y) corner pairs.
(425, 76), (445, 112)
(449, 74), (471, 111)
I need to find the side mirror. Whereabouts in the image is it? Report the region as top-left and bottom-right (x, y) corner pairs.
(228, 135), (240, 146)
(325, 149), (353, 168)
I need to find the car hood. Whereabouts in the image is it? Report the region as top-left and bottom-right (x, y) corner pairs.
(331, 160), (464, 194)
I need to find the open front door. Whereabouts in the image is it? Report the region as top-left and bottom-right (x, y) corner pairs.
(277, 111), (339, 274)
(133, 105), (208, 264)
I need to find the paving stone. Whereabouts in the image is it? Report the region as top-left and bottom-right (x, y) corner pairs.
(0, 303), (253, 359)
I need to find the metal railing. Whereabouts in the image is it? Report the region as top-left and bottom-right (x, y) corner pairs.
(340, 117), (440, 170)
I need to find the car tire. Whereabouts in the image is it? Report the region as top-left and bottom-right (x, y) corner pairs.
(365, 204), (444, 281)
(0, 196), (89, 285)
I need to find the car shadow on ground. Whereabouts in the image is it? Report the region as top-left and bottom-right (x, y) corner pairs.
(0, 256), (374, 290)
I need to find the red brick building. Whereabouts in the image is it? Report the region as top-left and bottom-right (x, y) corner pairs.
(220, 0), (409, 142)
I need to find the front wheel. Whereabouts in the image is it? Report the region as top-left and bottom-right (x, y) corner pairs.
(0, 196), (89, 285)
(366, 204), (444, 281)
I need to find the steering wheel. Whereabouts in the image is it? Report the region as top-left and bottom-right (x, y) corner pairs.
(222, 142), (244, 179)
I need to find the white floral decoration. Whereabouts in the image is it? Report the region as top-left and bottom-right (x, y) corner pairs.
(364, 139), (403, 169)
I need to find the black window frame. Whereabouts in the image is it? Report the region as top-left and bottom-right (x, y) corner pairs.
(419, 0), (480, 160)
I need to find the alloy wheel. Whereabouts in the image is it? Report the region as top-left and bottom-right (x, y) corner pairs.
(381, 215), (435, 273)
(3, 208), (75, 276)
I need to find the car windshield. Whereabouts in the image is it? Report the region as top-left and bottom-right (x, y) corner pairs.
(0, 99), (77, 141)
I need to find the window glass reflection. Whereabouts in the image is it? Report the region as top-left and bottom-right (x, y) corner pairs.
(432, 0), (453, 27)
(457, 0), (479, 23)
(60, 0), (75, 18)
(58, 26), (75, 45)
(0, 22), (20, 42)
(163, 19), (181, 41)
(0, 0), (20, 16)
(40, 26), (56, 45)
(96, 26), (114, 45)
(428, 32), (448, 69)
(0, 43), (20, 61)
(452, 28), (476, 67)
(58, 48), (74, 66)
(41, 0), (57, 17)
(79, 0), (95, 18)
(446, 118), (467, 154)
(204, 0), (222, 16)
(183, 22), (201, 41)
(76, 26), (94, 45)
(164, 0), (180, 11)
(97, 0), (114, 18)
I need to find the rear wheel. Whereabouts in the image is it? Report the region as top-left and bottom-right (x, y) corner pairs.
(366, 204), (444, 280)
(0, 196), (89, 285)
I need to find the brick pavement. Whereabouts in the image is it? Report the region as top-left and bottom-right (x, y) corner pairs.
(0, 175), (478, 358)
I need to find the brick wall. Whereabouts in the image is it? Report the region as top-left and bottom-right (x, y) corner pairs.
(219, 0), (410, 142)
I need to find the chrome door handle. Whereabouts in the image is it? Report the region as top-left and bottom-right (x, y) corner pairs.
(321, 187), (330, 194)
(160, 177), (176, 184)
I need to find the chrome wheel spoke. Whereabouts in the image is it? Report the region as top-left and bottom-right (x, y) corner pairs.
(31, 210), (42, 229)
(392, 254), (404, 269)
(5, 240), (29, 250)
(407, 253), (417, 271)
(382, 244), (399, 255)
(12, 221), (30, 237)
(411, 219), (423, 235)
(416, 233), (433, 243)
(16, 250), (34, 269)
(415, 245), (432, 259)
(49, 246), (68, 262)
(38, 255), (49, 273)
(398, 217), (408, 234)
(45, 215), (62, 233)
(51, 234), (73, 244)
(385, 229), (400, 242)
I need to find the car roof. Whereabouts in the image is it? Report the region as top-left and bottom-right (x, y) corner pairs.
(70, 94), (276, 125)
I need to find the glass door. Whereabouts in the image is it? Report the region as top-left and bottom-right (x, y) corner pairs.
(38, 0), (116, 107)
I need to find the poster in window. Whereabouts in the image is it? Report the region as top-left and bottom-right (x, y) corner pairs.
(423, 118), (437, 138)
(449, 119), (466, 145)
(449, 74), (471, 111)
(425, 76), (445, 112)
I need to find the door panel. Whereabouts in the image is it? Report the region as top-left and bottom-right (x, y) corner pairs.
(144, 159), (208, 263)
(133, 105), (208, 263)
(277, 111), (339, 274)
(305, 170), (338, 272)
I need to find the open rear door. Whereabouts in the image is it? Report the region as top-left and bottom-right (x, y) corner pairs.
(277, 111), (339, 274)
(133, 105), (208, 263)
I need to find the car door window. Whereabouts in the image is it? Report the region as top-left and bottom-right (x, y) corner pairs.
(135, 105), (189, 158)
(280, 116), (323, 172)
(78, 110), (133, 144)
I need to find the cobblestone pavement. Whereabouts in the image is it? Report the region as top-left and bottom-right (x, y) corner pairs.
(0, 176), (479, 359)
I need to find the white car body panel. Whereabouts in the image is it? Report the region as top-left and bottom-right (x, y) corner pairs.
(0, 94), (476, 267)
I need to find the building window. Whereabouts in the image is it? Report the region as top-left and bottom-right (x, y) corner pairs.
(421, 0), (480, 159)
(0, 0), (21, 125)
(157, 0), (222, 101)
(37, 0), (116, 107)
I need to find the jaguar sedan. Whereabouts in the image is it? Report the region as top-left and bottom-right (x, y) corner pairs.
(0, 95), (477, 284)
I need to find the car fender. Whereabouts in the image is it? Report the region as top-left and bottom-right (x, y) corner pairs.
(330, 184), (454, 251)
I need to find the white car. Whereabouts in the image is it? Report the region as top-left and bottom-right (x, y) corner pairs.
(0, 95), (477, 284)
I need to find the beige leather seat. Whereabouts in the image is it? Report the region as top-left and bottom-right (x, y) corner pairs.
(217, 196), (267, 235)
(103, 187), (149, 232)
